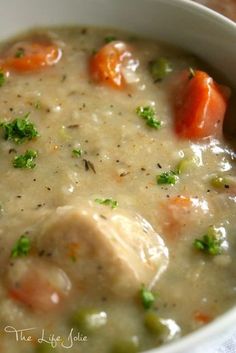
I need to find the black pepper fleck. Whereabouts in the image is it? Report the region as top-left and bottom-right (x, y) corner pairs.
(83, 159), (96, 173)
(81, 28), (88, 35)
(38, 250), (45, 257)
(100, 215), (107, 220)
(67, 124), (79, 129)
(9, 148), (17, 154)
(61, 74), (67, 82)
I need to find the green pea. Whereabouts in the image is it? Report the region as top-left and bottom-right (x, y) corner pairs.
(176, 156), (199, 174)
(211, 176), (228, 188)
(211, 175), (236, 191)
(110, 337), (139, 353)
(35, 342), (55, 353)
(149, 58), (172, 82)
(71, 308), (107, 333)
(144, 311), (167, 335)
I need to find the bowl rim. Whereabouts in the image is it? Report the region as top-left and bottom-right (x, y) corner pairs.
(161, 0), (236, 27)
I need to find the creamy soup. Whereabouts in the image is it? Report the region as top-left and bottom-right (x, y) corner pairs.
(0, 27), (235, 353)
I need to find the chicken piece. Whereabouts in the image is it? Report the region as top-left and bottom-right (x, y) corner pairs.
(37, 202), (169, 297)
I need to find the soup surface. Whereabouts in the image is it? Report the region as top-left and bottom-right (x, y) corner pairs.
(0, 27), (235, 353)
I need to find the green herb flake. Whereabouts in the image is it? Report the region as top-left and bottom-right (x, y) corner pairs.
(104, 35), (117, 44)
(194, 226), (223, 256)
(0, 72), (5, 87)
(0, 113), (39, 144)
(13, 149), (38, 169)
(156, 171), (179, 185)
(11, 235), (31, 258)
(136, 106), (162, 130)
(140, 287), (155, 310)
(149, 57), (172, 82)
(15, 47), (25, 58)
(144, 311), (167, 336)
(95, 198), (118, 209)
(72, 148), (83, 157)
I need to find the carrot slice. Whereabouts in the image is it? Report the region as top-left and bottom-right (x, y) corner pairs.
(194, 311), (212, 324)
(90, 41), (138, 89)
(0, 41), (62, 73)
(160, 196), (194, 240)
(175, 70), (229, 139)
(169, 195), (192, 208)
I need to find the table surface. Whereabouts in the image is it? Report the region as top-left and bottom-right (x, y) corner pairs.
(192, 0), (236, 21)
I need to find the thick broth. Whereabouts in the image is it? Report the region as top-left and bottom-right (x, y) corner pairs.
(0, 27), (235, 353)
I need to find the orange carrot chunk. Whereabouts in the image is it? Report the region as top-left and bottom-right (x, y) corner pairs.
(0, 41), (62, 73)
(194, 311), (212, 324)
(175, 70), (229, 139)
(90, 41), (138, 89)
(8, 260), (71, 312)
(9, 273), (61, 312)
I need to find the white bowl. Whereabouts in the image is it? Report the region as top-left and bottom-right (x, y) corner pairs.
(1, 0), (236, 352)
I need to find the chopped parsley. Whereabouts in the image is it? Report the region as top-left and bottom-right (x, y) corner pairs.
(136, 106), (162, 129)
(194, 228), (223, 256)
(140, 287), (155, 310)
(0, 113), (39, 144)
(13, 149), (38, 169)
(104, 35), (117, 44)
(72, 148), (83, 157)
(15, 47), (25, 58)
(11, 235), (31, 258)
(156, 171), (179, 185)
(95, 198), (118, 209)
(149, 57), (172, 82)
(0, 72), (5, 87)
